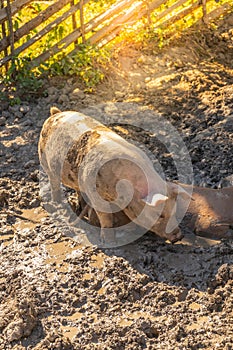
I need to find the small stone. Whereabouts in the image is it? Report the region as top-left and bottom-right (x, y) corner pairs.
(30, 170), (39, 181)
(24, 160), (36, 168)
(62, 84), (72, 94)
(58, 94), (69, 103)
(29, 198), (40, 208)
(0, 189), (8, 206)
(12, 143), (20, 150)
(71, 88), (85, 100)
(221, 174), (233, 187)
(0, 116), (6, 125)
(8, 105), (19, 113)
(15, 111), (24, 119)
(8, 156), (17, 163)
(226, 15), (233, 26)
(104, 103), (118, 113)
(19, 105), (30, 114)
(36, 120), (45, 128)
(115, 91), (125, 99)
(137, 55), (146, 64)
(47, 86), (58, 95)
(21, 118), (33, 127)
(2, 110), (11, 119)
(177, 288), (188, 302)
(223, 115), (233, 131)
(145, 77), (152, 83)
(84, 95), (96, 104)
(46, 95), (57, 103)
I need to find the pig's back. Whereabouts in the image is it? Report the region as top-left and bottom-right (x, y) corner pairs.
(39, 111), (102, 163)
(39, 110), (162, 195)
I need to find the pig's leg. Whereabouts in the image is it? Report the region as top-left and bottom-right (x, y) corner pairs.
(77, 192), (99, 225)
(48, 174), (62, 203)
(40, 172), (63, 216)
(88, 207), (100, 226)
(78, 203), (89, 220)
(40, 151), (62, 203)
(78, 192), (87, 211)
(95, 211), (116, 244)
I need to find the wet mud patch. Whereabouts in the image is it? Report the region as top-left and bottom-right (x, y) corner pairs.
(0, 227), (232, 349)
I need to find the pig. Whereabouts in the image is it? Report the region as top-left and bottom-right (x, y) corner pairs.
(102, 181), (233, 240)
(106, 179), (233, 240)
(38, 107), (191, 245)
(176, 183), (233, 239)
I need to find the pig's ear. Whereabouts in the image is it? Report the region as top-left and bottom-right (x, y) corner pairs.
(169, 183), (192, 199)
(142, 193), (168, 207)
(50, 107), (61, 116)
(177, 186), (192, 200)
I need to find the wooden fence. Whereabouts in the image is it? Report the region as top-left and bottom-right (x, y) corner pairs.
(0, 0), (232, 71)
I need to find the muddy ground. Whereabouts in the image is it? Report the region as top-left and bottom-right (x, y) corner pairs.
(0, 14), (233, 349)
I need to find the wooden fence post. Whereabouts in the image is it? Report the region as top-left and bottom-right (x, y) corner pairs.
(1, 0), (8, 71)
(71, 0), (78, 46)
(80, 0), (85, 43)
(143, 0), (152, 28)
(201, 0), (208, 24)
(6, 0), (14, 60)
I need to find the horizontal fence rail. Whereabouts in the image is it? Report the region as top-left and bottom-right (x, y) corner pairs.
(0, 0), (232, 71)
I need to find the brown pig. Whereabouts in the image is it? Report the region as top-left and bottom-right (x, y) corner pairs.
(38, 107), (190, 245)
(107, 181), (233, 240)
(176, 183), (233, 239)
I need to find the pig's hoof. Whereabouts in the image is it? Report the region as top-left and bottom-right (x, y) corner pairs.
(167, 230), (184, 243)
(170, 233), (184, 243)
(100, 228), (116, 246)
(43, 201), (61, 214)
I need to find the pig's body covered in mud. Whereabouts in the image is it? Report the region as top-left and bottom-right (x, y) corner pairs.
(38, 108), (190, 245)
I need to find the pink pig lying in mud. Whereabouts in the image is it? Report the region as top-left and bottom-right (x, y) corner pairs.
(38, 107), (191, 244)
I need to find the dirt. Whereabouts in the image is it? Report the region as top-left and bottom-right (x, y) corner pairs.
(0, 14), (233, 349)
